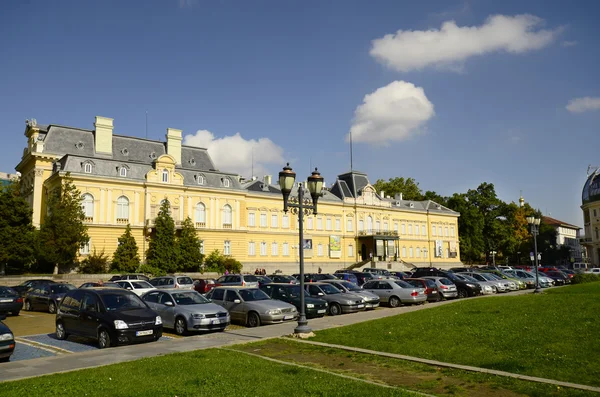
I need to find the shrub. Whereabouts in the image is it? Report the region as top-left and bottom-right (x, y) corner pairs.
(79, 249), (109, 274)
(138, 264), (166, 278)
(571, 273), (600, 284)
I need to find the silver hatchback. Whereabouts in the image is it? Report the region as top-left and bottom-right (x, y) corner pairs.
(420, 277), (458, 299)
(361, 279), (427, 307)
(149, 276), (195, 290)
(214, 274), (259, 288)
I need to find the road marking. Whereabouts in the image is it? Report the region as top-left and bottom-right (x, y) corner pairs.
(15, 338), (68, 355)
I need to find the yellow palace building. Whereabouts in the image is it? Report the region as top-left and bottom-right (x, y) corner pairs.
(16, 116), (462, 273)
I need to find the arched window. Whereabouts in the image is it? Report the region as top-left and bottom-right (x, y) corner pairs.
(195, 202), (206, 227)
(222, 204), (232, 228)
(119, 167), (127, 177)
(116, 196), (129, 221)
(197, 175), (205, 185)
(81, 193), (94, 221)
(84, 163), (92, 174)
(223, 178), (230, 188)
(367, 216), (373, 231)
(162, 169), (169, 183)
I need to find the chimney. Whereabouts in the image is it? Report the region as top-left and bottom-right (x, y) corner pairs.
(94, 116), (113, 155)
(263, 175), (272, 185)
(166, 128), (182, 165)
(400, 193), (403, 200)
(381, 190), (385, 198)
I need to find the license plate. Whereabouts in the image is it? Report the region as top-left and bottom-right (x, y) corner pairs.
(317, 309), (326, 314)
(211, 319), (221, 324)
(283, 315), (294, 320)
(136, 330), (153, 336)
(357, 304), (365, 308)
(0, 299), (12, 303)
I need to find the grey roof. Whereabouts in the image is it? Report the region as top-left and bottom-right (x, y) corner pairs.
(336, 171), (370, 198)
(43, 125), (96, 158)
(112, 135), (166, 164)
(243, 179), (281, 194)
(181, 146), (216, 171)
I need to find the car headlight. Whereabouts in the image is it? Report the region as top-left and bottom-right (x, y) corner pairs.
(466, 284), (475, 288)
(0, 333), (14, 342)
(155, 316), (162, 325)
(267, 309), (281, 315)
(114, 320), (128, 329)
(306, 304), (314, 308)
(192, 313), (205, 319)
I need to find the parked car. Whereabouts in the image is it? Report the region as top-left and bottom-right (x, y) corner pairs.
(543, 271), (569, 285)
(347, 271), (375, 286)
(419, 277), (458, 300)
(390, 271), (410, 280)
(584, 268), (600, 275)
(0, 314), (15, 362)
(362, 279), (427, 307)
(24, 283), (76, 313)
(255, 275), (273, 287)
(214, 274), (259, 288)
(10, 279), (54, 297)
(116, 280), (156, 297)
(79, 282), (121, 288)
(523, 271), (554, 287)
(305, 283), (366, 315)
(267, 275), (299, 284)
(56, 288), (163, 348)
(0, 286), (23, 316)
(453, 274), (495, 295)
(113, 274), (151, 282)
(321, 280), (380, 309)
(293, 273), (337, 282)
(485, 273), (518, 291)
(333, 273), (359, 285)
(193, 278), (216, 294)
(463, 272), (508, 293)
(142, 289), (230, 335)
(405, 278), (441, 302)
(482, 269), (527, 289)
(149, 275), (195, 290)
(206, 287), (297, 327)
(260, 283), (328, 318)
(362, 268), (392, 279)
(503, 269), (537, 288)
(411, 268), (482, 298)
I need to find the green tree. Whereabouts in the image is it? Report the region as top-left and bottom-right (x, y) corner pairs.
(373, 177), (423, 200)
(111, 224), (141, 273)
(146, 200), (179, 273)
(466, 183), (504, 261)
(446, 193), (484, 263)
(37, 174), (89, 274)
(79, 249), (109, 274)
(203, 249), (242, 274)
(0, 178), (35, 274)
(422, 190), (447, 206)
(177, 217), (204, 272)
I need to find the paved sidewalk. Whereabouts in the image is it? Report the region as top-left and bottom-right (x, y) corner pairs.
(0, 290), (533, 383)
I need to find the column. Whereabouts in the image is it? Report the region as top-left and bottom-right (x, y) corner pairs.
(106, 189), (113, 225)
(32, 168), (44, 227)
(134, 191), (140, 226)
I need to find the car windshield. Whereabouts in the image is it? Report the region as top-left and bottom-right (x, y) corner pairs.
(243, 275), (259, 282)
(394, 280), (413, 288)
(275, 275), (295, 282)
(487, 274), (502, 281)
(320, 284), (342, 294)
(50, 284), (75, 294)
(239, 289), (270, 301)
(284, 286), (302, 297)
(479, 273), (496, 281)
(102, 293), (147, 311)
(132, 281), (154, 289)
(257, 276), (272, 283)
(177, 277), (193, 285)
(439, 278), (454, 286)
(460, 274), (479, 283)
(340, 281), (361, 291)
(445, 273), (459, 281)
(171, 292), (209, 305)
(0, 287), (17, 295)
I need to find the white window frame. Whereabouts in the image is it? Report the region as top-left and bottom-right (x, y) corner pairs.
(444, 227), (449, 237)
(248, 242), (256, 256)
(82, 193), (94, 219)
(162, 169), (169, 183)
(195, 203), (206, 225)
(116, 196), (129, 220)
(383, 221), (388, 231)
(401, 224), (406, 234)
(260, 242), (267, 256)
(84, 163), (92, 174)
(282, 242), (289, 256)
(358, 219), (364, 231)
(223, 178), (230, 188)
(408, 224), (412, 235)
(317, 218), (323, 230)
(271, 214), (278, 228)
(347, 218), (354, 232)
(317, 243), (324, 257)
(119, 167), (127, 177)
(307, 217), (313, 229)
(438, 226), (442, 236)
(432, 225), (437, 236)
(326, 218), (332, 231)
(248, 212), (255, 227)
(224, 240), (231, 255)
(409, 247), (414, 257)
(421, 225), (426, 236)
(222, 205), (232, 226)
(282, 215), (289, 228)
(197, 175), (205, 185)
(271, 242), (278, 256)
(80, 240), (90, 255)
(416, 248), (421, 257)
(348, 244), (354, 258)
(199, 240), (204, 255)
(260, 213), (267, 227)
(335, 218), (341, 231)
(402, 247), (407, 257)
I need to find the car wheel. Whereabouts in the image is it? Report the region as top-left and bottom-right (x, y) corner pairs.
(457, 288), (468, 299)
(175, 317), (187, 336)
(247, 312), (261, 327)
(48, 301), (57, 314)
(98, 329), (112, 349)
(24, 300), (32, 311)
(389, 296), (400, 308)
(11, 311), (20, 316)
(0, 357), (9, 363)
(56, 321), (68, 340)
(329, 303), (342, 316)
(436, 293), (442, 302)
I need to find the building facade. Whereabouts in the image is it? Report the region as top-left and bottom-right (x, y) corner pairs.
(541, 216), (586, 265)
(16, 116), (462, 273)
(581, 167), (600, 267)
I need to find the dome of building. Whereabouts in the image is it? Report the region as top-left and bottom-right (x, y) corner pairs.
(582, 170), (600, 204)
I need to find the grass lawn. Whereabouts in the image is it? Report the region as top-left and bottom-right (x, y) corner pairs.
(311, 283), (600, 387)
(0, 348), (419, 397)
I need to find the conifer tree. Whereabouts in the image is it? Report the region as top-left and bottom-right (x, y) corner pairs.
(177, 217), (204, 272)
(146, 199), (179, 273)
(111, 224), (140, 273)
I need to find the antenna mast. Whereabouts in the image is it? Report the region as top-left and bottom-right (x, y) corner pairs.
(145, 111), (148, 139)
(350, 130), (353, 171)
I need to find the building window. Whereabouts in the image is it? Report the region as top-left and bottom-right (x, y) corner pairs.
(402, 247), (407, 257)
(116, 196), (129, 222)
(438, 226), (442, 236)
(282, 215), (289, 228)
(259, 213), (267, 227)
(326, 218), (332, 231)
(260, 242), (267, 256)
(383, 221), (388, 231)
(421, 225), (426, 236)
(223, 178), (230, 188)
(335, 218), (341, 231)
(248, 212), (255, 227)
(432, 225), (437, 236)
(271, 214), (278, 228)
(358, 219), (364, 231)
(317, 243), (324, 256)
(283, 242), (289, 256)
(317, 218), (323, 230)
(248, 242), (256, 256)
(195, 203), (206, 227)
(119, 167), (127, 177)
(224, 240), (231, 255)
(197, 175), (205, 185)
(416, 248), (421, 257)
(444, 227), (449, 237)
(80, 240), (90, 255)
(408, 224), (412, 235)
(394, 222), (398, 232)
(222, 205), (232, 228)
(409, 247), (414, 257)
(348, 244), (354, 258)
(347, 218), (353, 232)
(375, 220), (380, 231)
(401, 224), (406, 234)
(423, 248), (428, 258)
(307, 217), (313, 229)
(162, 169), (169, 183)
(82, 193), (94, 221)
(271, 242), (278, 256)
(199, 240), (204, 255)
(84, 163), (92, 174)
(367, 216), (373, 231)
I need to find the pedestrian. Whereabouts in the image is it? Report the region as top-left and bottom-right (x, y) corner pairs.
(318, 267), (322, 274)
(255, 268), (259, 275)
(225, 269), (229, 275)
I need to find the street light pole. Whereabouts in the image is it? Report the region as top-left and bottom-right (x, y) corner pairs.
(423, 248), (431, 267)
(527, 216), (542, 294)
(491, 250), (497, 267)
(279, 164), (324, 335)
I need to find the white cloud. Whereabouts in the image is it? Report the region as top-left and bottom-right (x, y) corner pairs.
(348, 81), (435, 145)
(561, 40), (578, 47)
(370, 14), (561, 72)
(183, 130), (285, 177)
(178, 0), (197, 8)
(566, 97), (600, 113)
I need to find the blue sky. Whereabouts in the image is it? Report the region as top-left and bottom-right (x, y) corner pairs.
(1, 0), (599, 228)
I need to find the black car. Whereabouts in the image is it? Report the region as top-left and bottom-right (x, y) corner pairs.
(260, 283), (328, 318)
(267, 275), (298, 284)
(255, 275), (273, 287)
(293, 273), (337, 283)
(10, 279), (54, 297)
(543, 271), (569, 285)
(79, 282), (122, 288)
(0, 286), (23, 316)
(0, 314), (15, 362)
(346, 271), (375, 286)
(56, 288), (162, 349)
(411, 268), (481, 298)
(24, 283), (76, 314)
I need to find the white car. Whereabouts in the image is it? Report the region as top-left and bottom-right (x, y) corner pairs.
(585, 268), (600, 275)
(115, 280), (156, 296)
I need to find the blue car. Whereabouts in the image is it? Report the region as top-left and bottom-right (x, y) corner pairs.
(335, 273), (359, 284)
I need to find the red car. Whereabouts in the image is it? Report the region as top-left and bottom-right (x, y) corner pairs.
(193, 278), (216, 294)
(405, 278), (440, 302)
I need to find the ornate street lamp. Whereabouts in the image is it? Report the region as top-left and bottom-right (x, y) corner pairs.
(490, 250), (497, 267)
(279, 163), (324, 335)
(526, 216), (542, 293)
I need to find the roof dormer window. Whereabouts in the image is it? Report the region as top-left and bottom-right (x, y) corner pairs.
(197, 174), (205, 185)
(162, 169), (169, 183)
(222, 178), (230, 188)
(83, 163), (92, 174)
(119, 167), (127, 177)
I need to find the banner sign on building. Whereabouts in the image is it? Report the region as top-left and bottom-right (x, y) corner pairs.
(303, 238), (313, 258)
(376, 239), (385, 257)
(435, 240), (444, 258)
(329, 235), (341, 258)
(449, 240), (457, 258)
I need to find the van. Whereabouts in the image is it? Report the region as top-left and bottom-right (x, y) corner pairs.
(573, 263), (588, 271)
